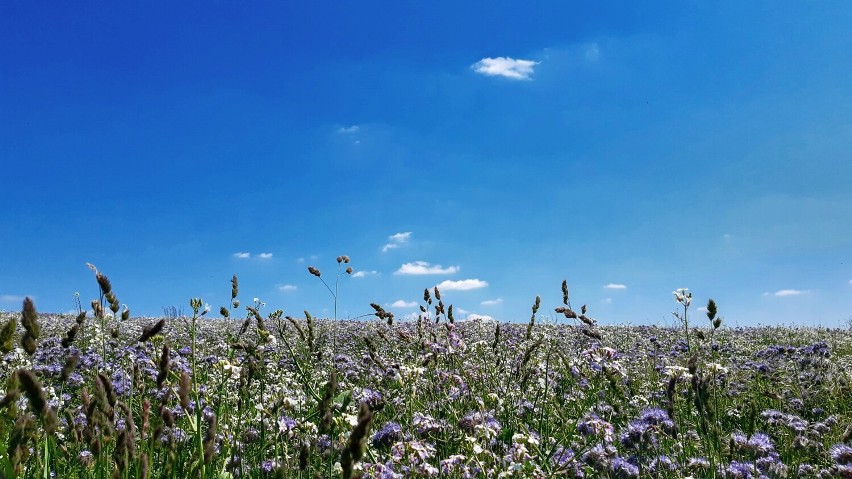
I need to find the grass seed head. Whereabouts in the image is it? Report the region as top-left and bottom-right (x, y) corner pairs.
(96, 272), (112, 295)
(157, 345), (169, 389)
(706, 299), (717, 321)
(9, 414), (36, 474)
(203, 412), (217, 464)
(62, 323), (79, 348)
(0, 316), (16, 353)
(139, 319), (166, 343)
(178, 371), (190, 411)
(341, 402), (373, 479)
(17, 369), (46, 414)
(61, 353), (80, 382)
(21, 297), (40, 355)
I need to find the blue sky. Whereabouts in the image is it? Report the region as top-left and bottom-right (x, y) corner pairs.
(1, 2), (851, 326)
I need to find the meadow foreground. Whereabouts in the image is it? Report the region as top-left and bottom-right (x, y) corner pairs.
(2, 282), (852, 478)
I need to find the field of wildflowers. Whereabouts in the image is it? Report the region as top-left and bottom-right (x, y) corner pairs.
(2, 262), (852, 478)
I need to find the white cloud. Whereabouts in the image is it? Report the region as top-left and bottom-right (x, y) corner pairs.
(395, 261), (460, 275)
(764, 289), (808, 297)
(481, 298), (503, 306)
(604, 283), (627, 290)
(337, 125), (360, 134)
(234, 252), (251, 259)
(352, 270), (379, 278)
(390, 300), (417, 308)
(467, 313), (495, 322)
(278, 285), (297, 292)
(257, 253), (273, 259)
(0, 294), (26, 303)
(436, 279), (488, 291)
(472, 57), (538, 80)
(456, 307), (470, 315)
(383, 232), (412, 252)
(585, 43), (600, 62)
(773, 289), (807, 297)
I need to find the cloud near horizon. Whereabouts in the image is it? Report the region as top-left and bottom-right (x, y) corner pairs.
(436, 279), (488, 291)
(395, 261), (460, 275)
(0, 294), (27, 303)
(472, 57), (538, 80)
(390, 300), (417, 308)
(481, 298), (503, 306)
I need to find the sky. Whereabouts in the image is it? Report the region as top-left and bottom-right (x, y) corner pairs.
(1, 2), (851, 327)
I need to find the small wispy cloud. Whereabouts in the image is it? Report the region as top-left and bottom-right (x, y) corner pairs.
(481, 298), (503, 306)
(763, 289), (807, 297)
(390, 300), (417, 308)
(278, 285), (297, 292)
(604, 283), (627, 290)
(0, 294), (26, 303)
(257, 253), (273, 259)
(234, 252), (251, 259)
(584, 43), (600, 62)
(436, 279), (488, 291)
(337, 125), (360, 134)
(383, 232), (412, 252)
(352, 270), (379, 278)
(472, 57), (538, 80)
(467, 313), (495, 322)
(396, 261), (460, 275)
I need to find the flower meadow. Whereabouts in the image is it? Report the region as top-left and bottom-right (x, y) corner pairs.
(2, 263), (852, 478)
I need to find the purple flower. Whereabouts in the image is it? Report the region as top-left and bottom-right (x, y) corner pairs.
(832, 444), (852, 465)
(725, 461), (757, 479)
(550, 446), (574, 468)
(639, 408), (674, 432)
(459, 410), (501, 435)
(620, 421), (653, 450)
(78, 450), (94, 467)
(610, 456), (639, 478)
(372, 422), (403, 448)
(260, 460), (276, 474)
(582, 443), (616, 471)
(358, 388), (384, 408)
